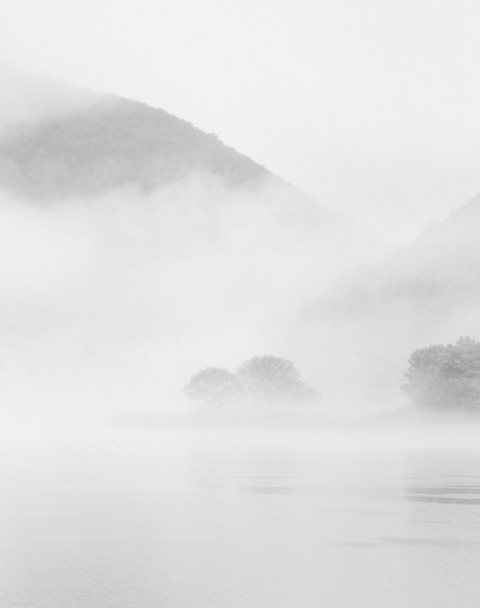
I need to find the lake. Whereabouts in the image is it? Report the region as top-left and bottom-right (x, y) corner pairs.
(0, 423), (479, 607)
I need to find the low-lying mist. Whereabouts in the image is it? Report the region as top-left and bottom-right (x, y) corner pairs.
(3, 64), (480, 427)
(291, 194), (480, 411)
(0, 174), (389, 424)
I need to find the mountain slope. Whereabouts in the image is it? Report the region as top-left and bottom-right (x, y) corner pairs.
(0, 94), (269, 199)
(0, 62), (104, 130)
(319, 192), (480, 315)
(291, 191), (480, 409)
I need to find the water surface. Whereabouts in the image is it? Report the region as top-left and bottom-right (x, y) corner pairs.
(0, 425), (479, 607)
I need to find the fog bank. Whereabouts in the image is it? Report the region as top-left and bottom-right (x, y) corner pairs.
(0, 174), (388, 423)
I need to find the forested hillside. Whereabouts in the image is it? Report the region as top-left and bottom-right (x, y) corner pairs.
(0, 95), (269, 199)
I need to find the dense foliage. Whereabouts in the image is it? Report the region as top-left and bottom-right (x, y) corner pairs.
(0, 97), (268, 199)
(236, 355), (317, 404)
(403, 337), (480, 411)
(184, 355), (318, 411)
(183, 368), (246, 409)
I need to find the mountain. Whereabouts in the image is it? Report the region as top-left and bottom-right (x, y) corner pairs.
(317, 192), (480, 317)
(0, 64), (353, 227)
(0, 92), (271, 200)
(0, 62), (105, 130)
(0, 65), (391, 421)
(291, 191), (480, 409)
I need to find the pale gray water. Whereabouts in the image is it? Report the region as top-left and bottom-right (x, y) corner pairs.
(0, 426), (479, 608)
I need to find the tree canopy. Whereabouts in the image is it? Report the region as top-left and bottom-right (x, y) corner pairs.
(183, 367), (246, 409)
(402, 337), (480, 411)
(184, 355), (318, 411)
(236, 355), (317, 404)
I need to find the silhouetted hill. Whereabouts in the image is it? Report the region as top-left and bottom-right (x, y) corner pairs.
(0, 94), (269, 199)
(319, 191), (480, 315)
(291, 190), (480, 408)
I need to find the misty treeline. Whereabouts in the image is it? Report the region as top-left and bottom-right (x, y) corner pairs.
(184, 355), (318, 413)
(186, 340), (480, 417)
(403, 337), (480, 412)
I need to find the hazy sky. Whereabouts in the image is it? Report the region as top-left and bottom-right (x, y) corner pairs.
(2, 0), (480, 239)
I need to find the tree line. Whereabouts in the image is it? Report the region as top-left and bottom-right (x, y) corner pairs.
(185, 338), (480, 415)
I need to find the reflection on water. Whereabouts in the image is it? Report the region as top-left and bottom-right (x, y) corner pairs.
(406, 486), (480, 504)
(378, 537), (480, 550)
(0, 426), (479, 607)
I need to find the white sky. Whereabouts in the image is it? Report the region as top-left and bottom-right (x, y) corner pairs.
(2, 0), (480, 240)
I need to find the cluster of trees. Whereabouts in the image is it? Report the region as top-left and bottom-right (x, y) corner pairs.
(403, 336), (480, 411)
(184, 355), (318, 412)
(186, 338), (480, 416)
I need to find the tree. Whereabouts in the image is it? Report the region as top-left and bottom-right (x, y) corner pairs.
(184, 367), (246, 409)
(236, 355), (318, 404)
(402, 337), (480, 411)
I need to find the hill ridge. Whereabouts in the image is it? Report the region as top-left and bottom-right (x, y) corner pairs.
(0, 93), (270, 199)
